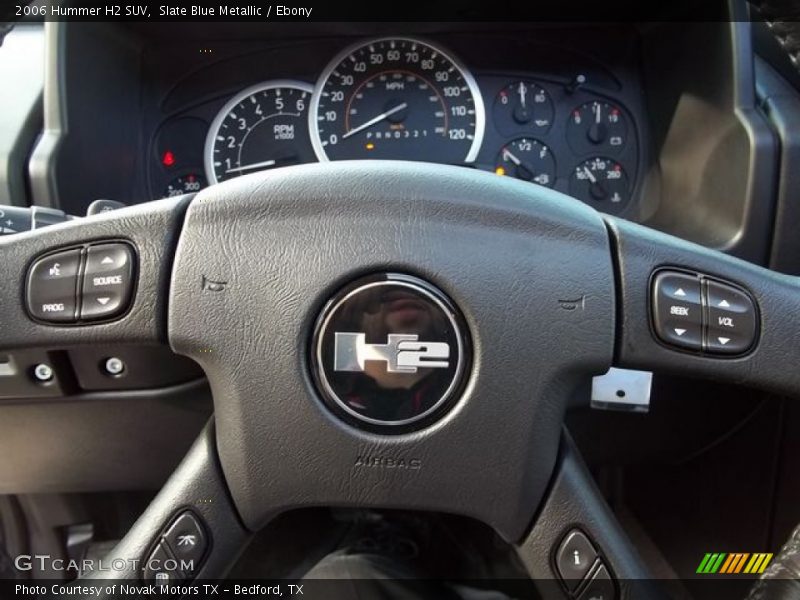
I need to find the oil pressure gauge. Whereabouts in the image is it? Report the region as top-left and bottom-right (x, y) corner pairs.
(493, 81), (553, 136)
(567, 101), (628, 155)
(569, 157), (629, 209)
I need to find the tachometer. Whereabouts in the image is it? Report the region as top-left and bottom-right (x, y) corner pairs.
(310, 37), (485, 163)
(204, 80), (314, 184)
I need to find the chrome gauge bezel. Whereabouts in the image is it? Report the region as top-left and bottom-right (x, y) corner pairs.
(307, 36), (486, 164)
(203, 79), (315, 185)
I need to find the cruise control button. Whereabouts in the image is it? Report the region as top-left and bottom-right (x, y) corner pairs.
(26, 249), (81, 322)
(80, 243), (134, 320)
(163, 511), (207, 575)
(143, 540), (185, 584)
(705, 280), (756, 355)
(556, 529), (598, 591)
(651, 271), (702, 351)
(577, 563), (616, 600)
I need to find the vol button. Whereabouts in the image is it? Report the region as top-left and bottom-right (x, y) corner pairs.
(705, 280), (757, 354)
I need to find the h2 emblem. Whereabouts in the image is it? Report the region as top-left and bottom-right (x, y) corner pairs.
(334, 332), (450, 374)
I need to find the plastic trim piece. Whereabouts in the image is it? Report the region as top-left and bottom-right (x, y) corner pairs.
(0, 24), (44, 206)
(755, 55), (800, 275)
(27, 21), (64, 208)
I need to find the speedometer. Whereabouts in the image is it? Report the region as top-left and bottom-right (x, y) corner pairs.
(309, 37), (485, 164)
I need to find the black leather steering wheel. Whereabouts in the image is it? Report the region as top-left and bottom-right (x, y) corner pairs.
(3, 160), (800, 598)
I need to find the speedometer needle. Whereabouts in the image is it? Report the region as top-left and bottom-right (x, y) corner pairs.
(582, 166), (597, 183)
(225, 159), (277, 174)
(342, 103), (409, 140)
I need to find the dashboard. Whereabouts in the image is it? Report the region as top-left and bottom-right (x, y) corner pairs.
(37, 22), (775, 266)
(147, 30), (644, 216)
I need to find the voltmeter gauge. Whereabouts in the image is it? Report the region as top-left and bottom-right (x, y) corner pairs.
(569, 157), (630, 208)
(494, 138), (555, 187)
(567, 101), (628, 155)
(493, 81), (553, 136)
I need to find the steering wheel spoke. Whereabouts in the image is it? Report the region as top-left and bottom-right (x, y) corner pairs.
(80, 423), (250, 588)
(513, 433), (667, 599)
(0, 196), (189, 352)
(606, 216), (800, 397)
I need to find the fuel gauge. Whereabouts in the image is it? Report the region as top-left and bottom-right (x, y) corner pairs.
(494, 138), (555, 187)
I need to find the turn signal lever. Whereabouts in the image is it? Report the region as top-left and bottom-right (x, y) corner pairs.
(0, 200), (125, 236)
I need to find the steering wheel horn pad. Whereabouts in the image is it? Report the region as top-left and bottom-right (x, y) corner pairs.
(167, 160), (616, 540)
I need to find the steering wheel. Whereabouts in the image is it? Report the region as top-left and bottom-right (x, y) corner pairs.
(2, 161), (798, 599)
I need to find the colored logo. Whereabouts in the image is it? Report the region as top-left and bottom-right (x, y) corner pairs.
(696, 553), (773, 575)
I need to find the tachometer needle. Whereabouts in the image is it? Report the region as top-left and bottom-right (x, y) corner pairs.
(582, 166), (597, 183)
(342, 102), (409, 140)
(225, 159), (277, 174)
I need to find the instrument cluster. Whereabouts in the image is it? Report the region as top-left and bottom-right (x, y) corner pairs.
(151, 36), (640, 215)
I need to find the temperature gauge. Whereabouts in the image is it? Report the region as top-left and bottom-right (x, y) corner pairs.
(569, 157), (629, 208)
(567, 101), (628, 155)
(163, 172), (206, 198)
(494, 138), (555, 187)
(493, 82), (553, 136)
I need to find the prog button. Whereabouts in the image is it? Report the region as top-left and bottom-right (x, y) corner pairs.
(80, 243), (134, 320)
(26, 249), (81, 322)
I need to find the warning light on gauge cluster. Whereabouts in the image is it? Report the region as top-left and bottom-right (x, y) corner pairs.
(365, 143), (375, 151)
(495, 166), (506, 176)
(161, 150), (176, 167)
